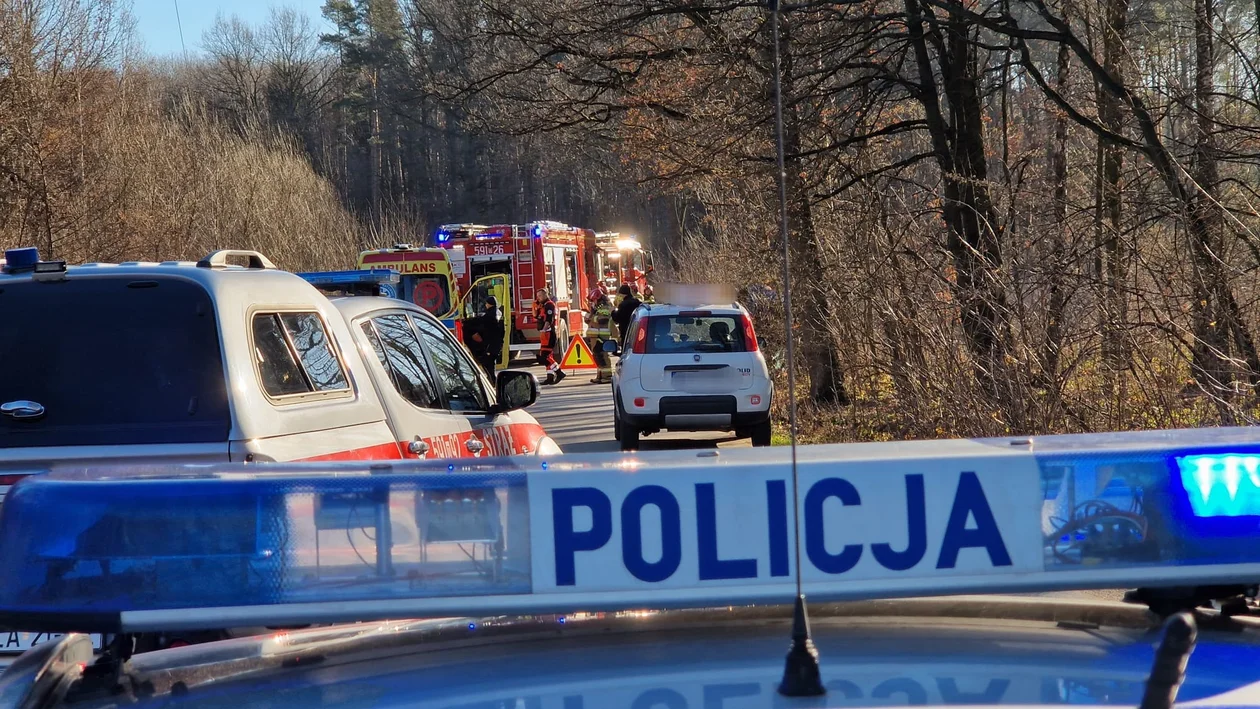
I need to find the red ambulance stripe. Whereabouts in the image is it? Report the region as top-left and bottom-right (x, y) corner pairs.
(295, 422), (551, 463)
(298, 442), (404, 462)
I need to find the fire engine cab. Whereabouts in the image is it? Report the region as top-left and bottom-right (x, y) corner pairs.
(437, 221), (598, 358)
(594, 232), (653, 293)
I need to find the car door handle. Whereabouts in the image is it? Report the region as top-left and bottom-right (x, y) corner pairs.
(465, 437), (485, 455)
(408, 437), (430, 456)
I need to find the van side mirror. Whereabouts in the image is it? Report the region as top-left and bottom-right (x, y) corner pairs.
(601, 339), (620, 355)
(494, 370), (539, 412)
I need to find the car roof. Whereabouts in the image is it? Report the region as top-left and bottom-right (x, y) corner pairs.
(327, 294), (440, 323)
(68, 600), (1260, 708)
(639, 302), (749, 316)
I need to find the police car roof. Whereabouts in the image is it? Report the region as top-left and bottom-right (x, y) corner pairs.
(62, 599), (1260, 707)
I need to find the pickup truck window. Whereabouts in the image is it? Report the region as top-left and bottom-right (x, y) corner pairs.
(0, 276), (230, 448)
(252, 312), (348, 400)
(362, 315), (442, 410)
(413, 315), (489, 412)
(279, 313), (348, 391)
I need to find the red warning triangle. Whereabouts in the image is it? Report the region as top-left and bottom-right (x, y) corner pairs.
(560, 337), (598, 370)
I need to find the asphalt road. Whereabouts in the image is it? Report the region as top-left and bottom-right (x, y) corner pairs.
(520, 362), (751, 453)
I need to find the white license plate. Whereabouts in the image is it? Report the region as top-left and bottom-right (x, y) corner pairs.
(671, 370), (733, 392)
(0, 631), (103, 654)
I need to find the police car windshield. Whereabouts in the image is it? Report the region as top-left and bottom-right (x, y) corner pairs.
(647, 314), (749, 353)
(0, 276), (230, 448)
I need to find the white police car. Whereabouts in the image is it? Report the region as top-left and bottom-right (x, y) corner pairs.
(5, 429), (1260, 706)
(609, 301), (772, 450)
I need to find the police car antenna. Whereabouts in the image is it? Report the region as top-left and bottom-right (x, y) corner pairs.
(769, 0), (824, 697)
(1139, 612), (1196, 709)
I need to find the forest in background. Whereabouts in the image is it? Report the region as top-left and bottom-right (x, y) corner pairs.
(4, 0), (1260, 440)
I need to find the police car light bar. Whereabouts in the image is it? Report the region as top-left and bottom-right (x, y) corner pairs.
(297, 269), (400, 297)
(6, 427), (1260, 634)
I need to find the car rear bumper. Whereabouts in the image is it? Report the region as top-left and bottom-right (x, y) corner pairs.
(622, 395), (770, 432)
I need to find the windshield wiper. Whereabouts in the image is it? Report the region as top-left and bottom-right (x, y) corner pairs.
(1139, 611), (1197, 709)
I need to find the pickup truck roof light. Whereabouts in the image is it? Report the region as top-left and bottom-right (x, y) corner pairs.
(2, 248), (65, 278)
(2, 248), (39, 273)
(5, 428), (1260, 633)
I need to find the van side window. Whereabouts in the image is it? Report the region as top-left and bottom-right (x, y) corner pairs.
(365, 314), (442, 410)
(413, 315), (488, 412)
(252, 312), (349, 399)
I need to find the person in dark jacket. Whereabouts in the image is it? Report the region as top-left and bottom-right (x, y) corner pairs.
(472, 296), (504, 380)
(611, 284), (642, 349)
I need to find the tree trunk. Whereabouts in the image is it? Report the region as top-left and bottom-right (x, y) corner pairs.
(1044, 7), (1071, 397)
(1186, 0), (1241, 410)
(369, 68), (382, 231)
(777, 12), (850, 405)
(1097, 0), (1129, 401)
(905, 0), (1012, 410)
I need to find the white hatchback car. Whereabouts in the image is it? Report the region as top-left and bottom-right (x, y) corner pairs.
(609, 302), (772, 450)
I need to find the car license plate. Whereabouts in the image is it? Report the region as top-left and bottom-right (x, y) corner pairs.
(0, 631), (103, 654)
(672, 370), (731, 393)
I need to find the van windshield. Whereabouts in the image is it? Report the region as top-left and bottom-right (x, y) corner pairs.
(0, 275), (230, 448)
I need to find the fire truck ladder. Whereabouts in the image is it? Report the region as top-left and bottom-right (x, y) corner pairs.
(510, 232), (538, 353)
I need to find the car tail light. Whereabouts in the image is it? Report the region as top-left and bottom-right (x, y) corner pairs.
(750, 395), (761, 405)
(632, 319), (649, 354)
(0, 474), (30, 486)
(634, 397), (646, 408)
(740, 314), (759, 352)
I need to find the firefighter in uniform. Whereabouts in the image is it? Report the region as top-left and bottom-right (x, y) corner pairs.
(642, 285), (655, 304)
(587, 292), (614, 384)
(535, 289), (565, 385)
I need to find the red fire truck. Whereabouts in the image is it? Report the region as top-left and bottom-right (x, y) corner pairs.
(436, 221), (598, 358)
(593, 231), (653, 292)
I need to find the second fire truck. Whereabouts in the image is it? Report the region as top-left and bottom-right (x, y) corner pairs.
(594, 231), (653, 293)
(436, 221), (599, 358)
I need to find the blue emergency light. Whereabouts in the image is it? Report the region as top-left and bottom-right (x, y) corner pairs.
(6, 427), (1260, 633)
(297, 269), (400, 297)
(2, 247), (40, 273)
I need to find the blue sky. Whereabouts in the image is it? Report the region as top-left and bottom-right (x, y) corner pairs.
(132, 0), (331, 56)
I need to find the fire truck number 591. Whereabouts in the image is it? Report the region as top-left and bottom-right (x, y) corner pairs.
(472, 243), (506, 256)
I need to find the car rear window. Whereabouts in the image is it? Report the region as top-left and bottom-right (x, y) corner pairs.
(0, 275), (230, 448)
(645, 314), (749, 353)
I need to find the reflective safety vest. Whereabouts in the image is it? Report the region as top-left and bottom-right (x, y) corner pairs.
(589, 304), (613, 338)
